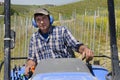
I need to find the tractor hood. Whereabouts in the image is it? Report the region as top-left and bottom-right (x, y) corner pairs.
(32, 72), (96, 80)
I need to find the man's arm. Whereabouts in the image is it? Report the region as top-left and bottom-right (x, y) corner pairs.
(25, 35), (37, 75)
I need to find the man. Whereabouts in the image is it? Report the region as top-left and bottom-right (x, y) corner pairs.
(25, 8), (94, 76)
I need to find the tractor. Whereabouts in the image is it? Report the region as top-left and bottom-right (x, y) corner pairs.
(1, 0), (120, 80)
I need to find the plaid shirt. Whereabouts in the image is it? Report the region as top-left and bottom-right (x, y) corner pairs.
(28, 26), (83, 63)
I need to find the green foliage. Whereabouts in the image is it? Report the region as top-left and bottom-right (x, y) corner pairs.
(47, 0), (120, 20)
(10, 8), (19, 15)
(116, 10), (120, 18)
(11, 5), (32, 16)
(0, 6), (4, 15)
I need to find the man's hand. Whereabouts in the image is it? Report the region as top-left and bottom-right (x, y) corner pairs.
(25, 60), (36, 77)
(79, 45), (94, 61)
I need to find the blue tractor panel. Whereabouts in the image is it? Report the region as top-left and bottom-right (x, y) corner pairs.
(32, 72), (96, 80)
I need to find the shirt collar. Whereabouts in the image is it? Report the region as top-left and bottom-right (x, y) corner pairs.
(36, 26), (54, 41)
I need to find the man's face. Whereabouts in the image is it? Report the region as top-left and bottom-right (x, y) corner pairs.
(35, 14), (50, 33)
